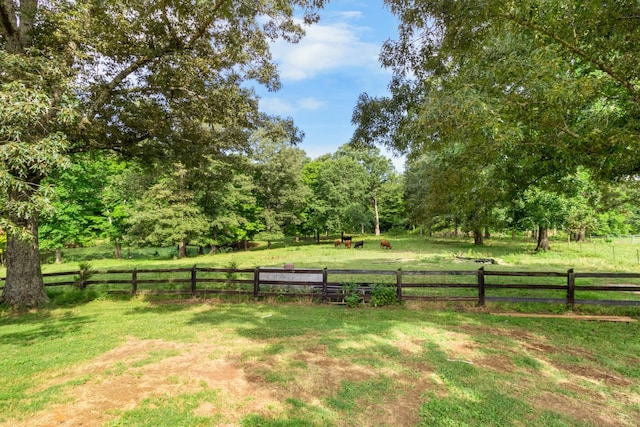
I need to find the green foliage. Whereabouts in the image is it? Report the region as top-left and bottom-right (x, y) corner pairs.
(0, 0), (330, 306)
(341, 281), (363, 308)
(252, 137), (311, 237)
(353, 0), (640, 246)
(309, 155), (371, 234)
(0, 51), (76, 235)
(39, 153), (115, 250)
(225, 261), (239, 286)
(370, 283), (397, 307)
(126, 166), (210, 254)
(73, 262), (92, 289)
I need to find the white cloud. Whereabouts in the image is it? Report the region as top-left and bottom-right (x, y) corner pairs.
(270, 18), (382, 81)
(337, 11), (363, 20)
(259, 97), (296, 115)
(298, 97), (326, 110)
(259, 96), (327, 116)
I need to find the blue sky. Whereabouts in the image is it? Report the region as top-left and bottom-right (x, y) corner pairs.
(252, 1), (404, 170)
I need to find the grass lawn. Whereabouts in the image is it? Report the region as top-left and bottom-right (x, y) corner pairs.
(1, 300), (639, 426)
(1, 235), (640, 426)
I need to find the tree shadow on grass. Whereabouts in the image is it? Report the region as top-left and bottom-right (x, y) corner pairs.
(0, 312), (94, 346)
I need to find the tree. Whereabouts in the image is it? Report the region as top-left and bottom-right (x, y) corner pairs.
(252, 136), (311, 246)
(337, 145), (395, 235)
(376, 172), (406, 232)
(516, 186), (570, 251)
(1, 0), (328, 306)
(353, 1), (640, 248)
(315, 155), (371, 235)
(39, 154), (111, 263)
(404, 149), (505, 245)
(0, 50), (75, 305)
(194, 155), (263, 251)
(126, 166), (210, 258)
(100, 160), (149, 259)
(375, 0), (640, 177)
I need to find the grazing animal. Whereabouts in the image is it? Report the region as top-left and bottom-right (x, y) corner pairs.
(380, 239), (392, 249)
(344, 240), (352, 249)
(334, 239), (342, 247)
(343, 235), (352, 243)
(354, 240), (364, 249)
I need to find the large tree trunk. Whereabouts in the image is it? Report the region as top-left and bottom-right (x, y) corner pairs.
(473, 228), (484, 246)
(114, 242), (122, 259)
(1, 216), (48, 307)
(178, 240), (187, 258)
(55, 247), (62, 264)
(536, 226), (551, 251)
(574, 228), (586, 242)
(1, 1), (49, 307)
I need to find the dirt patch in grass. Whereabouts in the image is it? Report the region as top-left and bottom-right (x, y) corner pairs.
(3, 336), (434, 427)
(3, 337), (282, 427)
(3, 322), (637, 427)
(454, 324), (639, 426)
(240, 343), (434, 426)
(533, 391), (625, 427)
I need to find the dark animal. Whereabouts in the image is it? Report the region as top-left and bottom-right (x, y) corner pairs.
(343, 235), (352, 242)
(380, 239), (392, 249)
(354, 240), (364, 249)
(344, 240), (352, 249)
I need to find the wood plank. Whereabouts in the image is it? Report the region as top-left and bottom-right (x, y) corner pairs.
(490, 313), (637, 322)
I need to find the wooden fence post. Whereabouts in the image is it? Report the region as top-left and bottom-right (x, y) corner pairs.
(253, 267), (260, 300)
(396, 268), (403, 303)
(322, 268), (328, 304)
(477, 267), (485, 307)
(567, 268), (575, 310)
(191, 265), (197, 297)
(132, 268), (137, 295)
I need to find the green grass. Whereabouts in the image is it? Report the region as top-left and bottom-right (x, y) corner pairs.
(1, 300), (639, 426)
(1, 235), (640, 425)
(4, 234), (638, 315)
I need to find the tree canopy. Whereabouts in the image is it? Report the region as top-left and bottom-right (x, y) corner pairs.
(1, 0), (328, 306)
(352, 0), (640, 248)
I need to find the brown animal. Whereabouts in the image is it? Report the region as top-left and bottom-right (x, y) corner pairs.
(334, 239), (341, 247)
(380, 239), (392, 249)
(345, 240), (352, 249)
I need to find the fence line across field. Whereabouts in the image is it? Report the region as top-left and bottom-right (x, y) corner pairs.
(1, 266), (640, 308)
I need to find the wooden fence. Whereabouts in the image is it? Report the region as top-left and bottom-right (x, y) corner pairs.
(1, 266), (640, 308)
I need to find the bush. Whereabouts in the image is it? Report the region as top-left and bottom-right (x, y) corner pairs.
(341, 281), (362, 308)
(370, 283), (397, 307)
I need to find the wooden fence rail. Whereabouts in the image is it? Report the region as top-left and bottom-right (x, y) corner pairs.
(1, 266), (640, 308)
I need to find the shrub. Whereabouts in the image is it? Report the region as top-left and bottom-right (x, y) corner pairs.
(370, 283), (397, 307)
(341, 281), (362, 308)
(74, 262), (93, 289)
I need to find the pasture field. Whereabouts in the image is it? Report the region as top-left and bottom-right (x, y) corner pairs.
(1, 235), (640, 426)
(20, 233), (640, 274)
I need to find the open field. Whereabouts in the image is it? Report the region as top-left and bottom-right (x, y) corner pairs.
(15, 234), (640, 274)
(1, 235), (640, 426)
